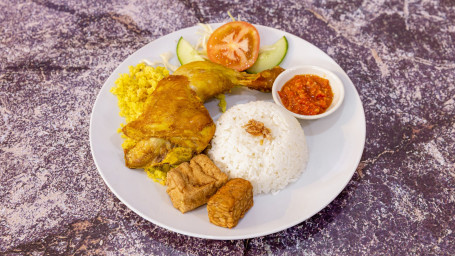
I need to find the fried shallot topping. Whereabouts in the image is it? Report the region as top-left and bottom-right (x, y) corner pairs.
(242, 119), (273, 141)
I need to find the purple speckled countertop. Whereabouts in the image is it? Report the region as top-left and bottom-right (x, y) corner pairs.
(1, 0), (454, 255)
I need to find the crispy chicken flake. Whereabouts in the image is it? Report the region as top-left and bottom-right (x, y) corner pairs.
(242, 119), (273, 141)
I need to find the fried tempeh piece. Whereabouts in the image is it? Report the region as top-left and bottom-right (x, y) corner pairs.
(207, 178), (253, 228)
(166, 154), (228, 213)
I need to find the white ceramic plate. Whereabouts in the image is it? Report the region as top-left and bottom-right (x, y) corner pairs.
(90, 23), (366, 240)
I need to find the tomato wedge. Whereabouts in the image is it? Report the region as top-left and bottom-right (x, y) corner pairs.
(207, 21), (260, 71)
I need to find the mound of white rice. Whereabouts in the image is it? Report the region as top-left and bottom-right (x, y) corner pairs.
(207, 101), (308, 195)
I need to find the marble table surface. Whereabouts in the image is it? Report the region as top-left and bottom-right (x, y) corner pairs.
(1, 0), (454, 255)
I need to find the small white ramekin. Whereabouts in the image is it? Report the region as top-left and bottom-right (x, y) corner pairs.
(272, 65), (345, 120)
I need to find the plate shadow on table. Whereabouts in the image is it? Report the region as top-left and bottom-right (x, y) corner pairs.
(251, 176), (360, 248)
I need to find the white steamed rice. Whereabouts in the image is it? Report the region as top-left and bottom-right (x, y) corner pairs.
(207, 101), (308, 195)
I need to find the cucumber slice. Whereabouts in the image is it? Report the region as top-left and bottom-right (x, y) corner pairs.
(176, 37), (205, 65)
(246, 36), (288, 74)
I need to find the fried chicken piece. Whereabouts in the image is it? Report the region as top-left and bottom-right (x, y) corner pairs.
(166, 154), (228, 213)
(173, 61), (285, 101)
(207, 178), (253, 228)
(122, 76), (216, 168)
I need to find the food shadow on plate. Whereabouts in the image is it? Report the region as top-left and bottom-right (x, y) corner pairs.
(241, 191), (294, 228)
(205, 87), (274, 122)
(297, 78), (360, 184)
(297, 94), (344, 136)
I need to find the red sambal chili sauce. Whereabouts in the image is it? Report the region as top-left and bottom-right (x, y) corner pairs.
(278, 74), (334, 115)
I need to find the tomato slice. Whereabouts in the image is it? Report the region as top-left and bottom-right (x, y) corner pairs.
(207, 21), (260, 71)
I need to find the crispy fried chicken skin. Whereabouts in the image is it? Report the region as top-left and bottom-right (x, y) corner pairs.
(207, 178), (253, 228)
(165, 154), (228, 213)
(122, 76), (215, 168)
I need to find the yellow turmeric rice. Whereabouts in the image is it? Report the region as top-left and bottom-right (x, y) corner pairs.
(110, 63), (171, 184)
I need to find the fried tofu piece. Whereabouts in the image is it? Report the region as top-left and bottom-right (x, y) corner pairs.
(207, 178), (253, 228)
(166, 154), (228, 213)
